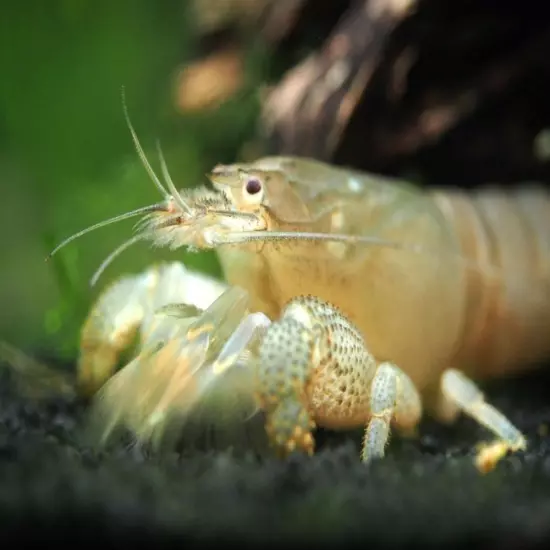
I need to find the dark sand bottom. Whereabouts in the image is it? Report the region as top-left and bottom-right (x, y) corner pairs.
(1, 365), (550, 549)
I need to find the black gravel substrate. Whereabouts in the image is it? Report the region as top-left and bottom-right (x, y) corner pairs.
(1, 364), (550, 549)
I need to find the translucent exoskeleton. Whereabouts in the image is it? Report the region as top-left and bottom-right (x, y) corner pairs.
(39, 98), (550, 470)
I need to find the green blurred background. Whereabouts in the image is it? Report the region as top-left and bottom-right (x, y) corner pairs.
(0, 1), (270, 359)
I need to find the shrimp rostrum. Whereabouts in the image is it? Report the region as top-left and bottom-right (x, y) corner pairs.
(49, 114), (550, 469)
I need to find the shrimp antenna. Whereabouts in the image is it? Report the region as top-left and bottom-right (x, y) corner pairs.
(122, 88), (192, 215)
(90, 234), (143, 287)
(47, 203), (165, 260)
(155, 140), (192, 215)
(121, 86), (169, 200)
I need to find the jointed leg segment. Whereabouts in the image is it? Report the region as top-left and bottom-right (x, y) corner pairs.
(256, 317), (317, 455)
(362, 362), (422, 461)
(441, 369), (526, 449)
(254, 296), (424, 461)
(78, 262), (228, 396)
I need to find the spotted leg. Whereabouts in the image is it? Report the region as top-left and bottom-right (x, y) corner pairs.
(361, 362), (422, 461)
(255, 295), (423, 461)
(253, 312), (317, 456)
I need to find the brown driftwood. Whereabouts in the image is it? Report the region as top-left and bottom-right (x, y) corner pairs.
(261, 0), (550, 185)
(182, 0), (550, 185)
(263, 0), (416, 161)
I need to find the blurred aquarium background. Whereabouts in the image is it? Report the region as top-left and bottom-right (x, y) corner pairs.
(0, 1), (273, 359)
(3, 1), (549, 364)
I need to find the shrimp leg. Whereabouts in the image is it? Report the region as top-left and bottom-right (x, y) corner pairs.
(255, 296), (423, 461)
(79, 262), (227, 396)
(87, 282), (272, 448)
(78, 272), (151, 396)
(439, 368), (527, 471)
(361, 362), (422, 461)
(255, 314), (318, 456)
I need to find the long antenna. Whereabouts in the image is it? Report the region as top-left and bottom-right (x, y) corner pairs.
(121, 86), (170, 200)
(155, 140), (192, 214)
(46, 203), (164, 260)
(89, 234), (143, 287)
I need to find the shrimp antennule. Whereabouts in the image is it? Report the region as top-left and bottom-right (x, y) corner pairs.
(47, 203), (167, 260)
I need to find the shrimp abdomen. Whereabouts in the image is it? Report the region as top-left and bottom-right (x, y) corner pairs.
(432, 187), (550, 377)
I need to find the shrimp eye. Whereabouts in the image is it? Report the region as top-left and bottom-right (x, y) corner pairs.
(245, 178), (262, 195)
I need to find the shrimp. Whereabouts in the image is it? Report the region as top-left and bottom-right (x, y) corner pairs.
(45, 105), (550, 470)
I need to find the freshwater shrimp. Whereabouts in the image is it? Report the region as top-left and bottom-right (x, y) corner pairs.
(46, 103), (550, 470)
